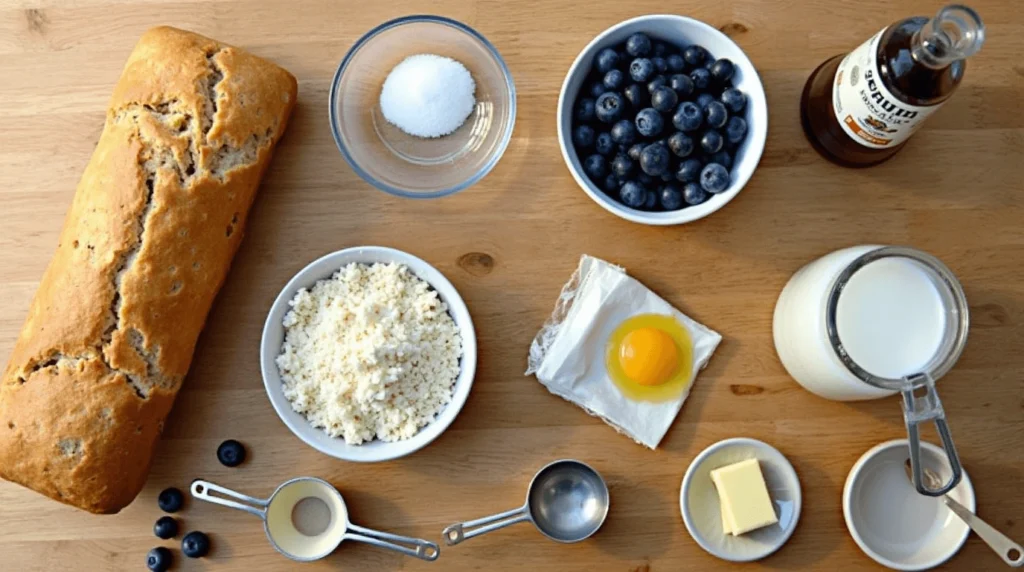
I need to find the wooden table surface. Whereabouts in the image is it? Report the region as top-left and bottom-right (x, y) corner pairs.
(2, 0), (1023, 570)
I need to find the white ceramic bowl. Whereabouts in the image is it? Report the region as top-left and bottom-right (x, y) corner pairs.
(260, 246), (477, 462)
(557, 15), (768, 225)
(680, 438), (802, 562)
(844, 439), (974, 571)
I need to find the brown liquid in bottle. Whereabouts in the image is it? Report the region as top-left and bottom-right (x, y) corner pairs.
(801, 7), (983, 167)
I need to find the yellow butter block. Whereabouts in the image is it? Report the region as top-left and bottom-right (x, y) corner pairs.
(711, 458), (778, 536)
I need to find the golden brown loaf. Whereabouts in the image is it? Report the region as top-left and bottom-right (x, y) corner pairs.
(0, 26), (297, 513)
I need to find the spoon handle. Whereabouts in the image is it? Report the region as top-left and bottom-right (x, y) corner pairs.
(943, 496), (1024, 567)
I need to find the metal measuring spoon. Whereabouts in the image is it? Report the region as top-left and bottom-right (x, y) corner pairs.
(192, 478), (439, 562)
(443, 459), (609, 545)
(904, 460), (1023, 567)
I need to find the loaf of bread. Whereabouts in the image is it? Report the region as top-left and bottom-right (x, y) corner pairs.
(0, 27), (296, 513)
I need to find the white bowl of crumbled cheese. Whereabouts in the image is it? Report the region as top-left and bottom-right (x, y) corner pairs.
(260, 246), (477, 462)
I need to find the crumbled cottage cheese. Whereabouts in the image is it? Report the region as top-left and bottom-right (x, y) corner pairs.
(276, 263), (462, 444)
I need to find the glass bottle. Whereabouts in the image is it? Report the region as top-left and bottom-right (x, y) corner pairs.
(800, 5), (985, 167)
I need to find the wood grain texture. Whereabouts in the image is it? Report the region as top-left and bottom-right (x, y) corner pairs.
(0, 0), (1022, 570)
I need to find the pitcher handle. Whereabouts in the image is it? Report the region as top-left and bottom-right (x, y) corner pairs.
(902, 373), (962, 497)
(344, 523), (440, 561)
(442, 505), (531, 546)
(191, 479), (269, 519)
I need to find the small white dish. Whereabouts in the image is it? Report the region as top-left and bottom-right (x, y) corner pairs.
(844, 439), (974, 571)
(557, 15), (768, 225)
(260, 246), (478, 462)
(680, 437), (802, 562)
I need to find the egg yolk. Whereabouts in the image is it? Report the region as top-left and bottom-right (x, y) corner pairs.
(617, 327), (679, 386)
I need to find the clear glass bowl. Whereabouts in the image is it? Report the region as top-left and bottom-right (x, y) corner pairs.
(330, 15), (516, 199)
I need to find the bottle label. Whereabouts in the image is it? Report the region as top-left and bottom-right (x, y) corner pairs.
(832, 28), (939, 148)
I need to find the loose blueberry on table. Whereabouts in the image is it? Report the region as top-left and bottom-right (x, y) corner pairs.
(571, 32), (750, 212)
(182, 531), (212, 558)
(154, 516), (179, 539)
(147, 547), (173, 572)
(157, 487), (184, 513)
(217, 439), (247, 467)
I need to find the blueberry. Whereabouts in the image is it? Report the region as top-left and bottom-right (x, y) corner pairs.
(709, 58), (735, 83)
(595, 132), (615, 156)
(158, 488), (184, 513)
(644, 189), (659, 210)
(610, 154), (634, 178)
(583, 154), (607, 180)
(647, 75), (667, 93)
(634, 108), (664, 137)
(627, 143), (645, 161)
(667, 132), (695, 158)
(154, 516), (179, 539)
(667, 54), (686, 73)
(217, 439), (246, 467)
(595, 92), (624, 123)
(675, 158), (703, 183)
(672, 101), (703, 132)
(619, 181), (647, 208)
(147, 547), (173, 572)
(650, 86), (678, 113)
(629, 58), (655, 83)
(700, 130), (724, 154)
(575, 98), (596, 123)
(690, 67), (711, 90)
(721, 88), (746, 113)
(637, 172), (655, 186)
(660, 184), (684, 210)
(589, 82), (608, 98)
(625, 33), (652, 57)
(704, 59), (716, 70)
(623, 84), (648, 108)
(682, 45), (706, 67)
(602, 70), (625, 91)
(700, 162), (731, 193)
(683, 182), (710, 205)
(602, 174), (620, 193)
(610, 120), (637, 146)
(182, 531), (211, 559)
(639, 144), (671, 177)
(696, 93), (715, 110)
(595, 48), (621, 74)
(705, 101), (728, 129)
(725, 116), (748, 145)
(651, 57), (668, 73)
(653, 41), (669, 57)
(669, 74), (694, 98)
(660, 172), (674, 183)
(573, 124), (595, 149)
(710, 150), (733, 169)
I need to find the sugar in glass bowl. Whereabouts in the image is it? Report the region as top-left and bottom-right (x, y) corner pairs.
(330, 15), (516, 199)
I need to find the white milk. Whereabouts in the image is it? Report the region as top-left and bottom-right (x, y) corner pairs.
(264, 479), (347, 560)
(773, 246), (949, 401)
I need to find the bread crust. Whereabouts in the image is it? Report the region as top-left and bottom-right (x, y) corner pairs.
(0, 26), (297, 513)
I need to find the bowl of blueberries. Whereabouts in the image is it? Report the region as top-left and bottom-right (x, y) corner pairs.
(558, 15), (767, 225)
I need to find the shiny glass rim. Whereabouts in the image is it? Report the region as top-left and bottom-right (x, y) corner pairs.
(825, 246), (970, 390)
(328, 14), (517, 199)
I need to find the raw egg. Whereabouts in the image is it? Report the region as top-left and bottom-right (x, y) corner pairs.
(606, 314), (693, 401)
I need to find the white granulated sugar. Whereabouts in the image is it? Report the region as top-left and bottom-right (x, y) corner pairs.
(276, 263), (462, 445)
(379, 53), (477, 138)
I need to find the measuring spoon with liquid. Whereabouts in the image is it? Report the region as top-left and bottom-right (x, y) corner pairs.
(192, 477), (439, 562)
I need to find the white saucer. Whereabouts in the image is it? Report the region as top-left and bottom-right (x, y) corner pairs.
(844, 439), (974, 571)
(680, 438), (802, 562)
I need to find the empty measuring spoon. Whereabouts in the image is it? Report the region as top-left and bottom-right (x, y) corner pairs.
(904, 460), (1023, 567)
(192, 477), (439, 562)
(443, 459), (609, 545)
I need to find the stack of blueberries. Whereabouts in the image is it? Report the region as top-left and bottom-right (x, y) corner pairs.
(572, 32), (749, 211)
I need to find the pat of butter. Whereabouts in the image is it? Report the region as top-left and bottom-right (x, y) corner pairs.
(711, 458), (778, 536)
